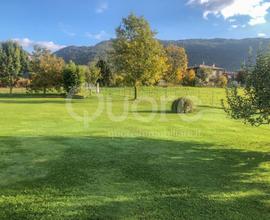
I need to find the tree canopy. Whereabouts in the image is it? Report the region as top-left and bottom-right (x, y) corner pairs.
(112, 13), (168, 99)
(96, 59), (113, 87)
(164, 45), (188, 84)
(0, 41), (29, 93)
(63, 61), (82, 94)
(29, 46), (65, 94)
(223, 50), (270, 126)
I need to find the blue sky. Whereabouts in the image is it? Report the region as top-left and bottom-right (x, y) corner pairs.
(0, 0), (270, 51)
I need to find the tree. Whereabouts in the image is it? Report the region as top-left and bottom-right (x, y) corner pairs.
(112, 13), (168, 99)
(223, 50), (270, 126)
(85, 62), (101, 93)
(96, 59), (113, 87)
(63, 61), (82, 94)
(164, 45), (188, 84)
(236, 69), (247, 86)
(29, 46), (65, 94)
(183, 69), (196, 86)
(0, 41), (29, 94)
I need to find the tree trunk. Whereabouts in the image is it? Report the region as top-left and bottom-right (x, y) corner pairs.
(134, 86), (138, 100)
(9, 75), (13, 94)
(43, 87), (47, 95)
(96, 82), (100, 94)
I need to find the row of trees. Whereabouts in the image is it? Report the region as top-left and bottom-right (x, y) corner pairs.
(0, 14), (191, 98)
(29, 49), (114, 95)
(0, 14), (228, 99)
(0, 42), (114, 95)
(0, 14), (269, 125)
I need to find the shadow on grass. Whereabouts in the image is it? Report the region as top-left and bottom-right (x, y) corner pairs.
(131, 108), (203, 115)
(199, 104), (223, 110)
(0, 93), (68, 104)
(0, 136), (269, 219)
(0, 93), (65, 98)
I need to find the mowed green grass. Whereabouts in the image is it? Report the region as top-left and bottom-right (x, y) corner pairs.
(0, 87), (270, 219)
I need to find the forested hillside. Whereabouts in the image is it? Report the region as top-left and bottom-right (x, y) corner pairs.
(55, 38), (270, 71)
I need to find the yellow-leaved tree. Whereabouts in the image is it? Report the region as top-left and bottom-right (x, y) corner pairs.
(112, 14), (168, 100)
(183, 69), (196, 86)
(30, 46), (65, 94)
(164, 45), (188, 85)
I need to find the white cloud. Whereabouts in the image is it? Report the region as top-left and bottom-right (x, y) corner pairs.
(258, 32), (267, 37)
(12, 38), (66, 51)
(188, 0), (270, 26)
(12, 38), (32, 48)
(96, 2), (108, 14)
(231, 24), (238, 28)
(85, 31), (108, 40)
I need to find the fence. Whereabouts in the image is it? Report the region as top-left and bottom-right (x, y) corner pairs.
(100, 86), (226, 107)
(0, 86), (226, 107)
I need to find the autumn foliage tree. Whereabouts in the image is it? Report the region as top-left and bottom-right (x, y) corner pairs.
(29, 47), (65, 94)
(112, 14), (168, 99)
(164, 45), (188, 85)
(183, 69), (196, 86)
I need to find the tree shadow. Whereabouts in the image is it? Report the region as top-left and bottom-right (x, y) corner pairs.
(0, 136), (269, 219)
(199, 104), (223, 109)
(0, 93), (65, 98)
(0, 93), (68, 104)
(132, 110), (175, 114)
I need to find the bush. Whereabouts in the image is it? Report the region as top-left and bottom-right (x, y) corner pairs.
(171, 97), (194, 114)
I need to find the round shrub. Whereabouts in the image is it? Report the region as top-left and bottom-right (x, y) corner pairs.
(171, 97), (194, 114)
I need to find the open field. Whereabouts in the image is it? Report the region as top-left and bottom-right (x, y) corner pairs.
(0, 87), (270, 219)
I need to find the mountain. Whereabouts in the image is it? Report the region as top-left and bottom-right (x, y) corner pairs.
(54, 40), (112, 65)
(54, 38), (270, 71)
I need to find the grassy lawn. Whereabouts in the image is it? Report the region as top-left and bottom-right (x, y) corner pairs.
(0, 87), (270, 219)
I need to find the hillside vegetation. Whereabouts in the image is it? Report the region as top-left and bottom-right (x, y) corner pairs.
(54, 38), (270, 71)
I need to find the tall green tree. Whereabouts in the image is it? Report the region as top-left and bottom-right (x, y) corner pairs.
(164, 45), (188, 84)
(0, 41), (29, 93)
(96, 59), (113, 87)
(30, 46), (65, 94)
(84, 62), (101, 93)
(223, 50), (270, 126)
(112, 14), (168, 99)
(63, 61), (82, 94)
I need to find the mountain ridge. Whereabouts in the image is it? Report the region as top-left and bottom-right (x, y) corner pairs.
(54, 38), (270, 71)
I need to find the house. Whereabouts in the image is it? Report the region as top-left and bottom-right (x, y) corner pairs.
(188, 64), (225, 78)
(187, 63), (226, 86)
